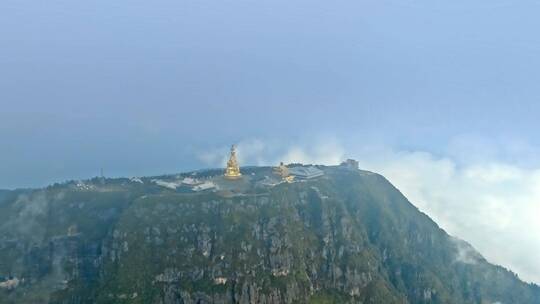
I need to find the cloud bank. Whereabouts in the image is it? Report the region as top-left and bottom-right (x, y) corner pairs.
(358, 149), (540, 284)
(198, 139), (540, 284)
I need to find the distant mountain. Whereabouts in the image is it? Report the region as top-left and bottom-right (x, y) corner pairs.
(0, 166), (538, 304)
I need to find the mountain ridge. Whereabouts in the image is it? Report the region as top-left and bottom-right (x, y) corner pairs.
(0, 165), (538, 303)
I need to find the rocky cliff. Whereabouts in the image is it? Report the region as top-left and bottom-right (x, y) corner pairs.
(0, 166), (538, 303)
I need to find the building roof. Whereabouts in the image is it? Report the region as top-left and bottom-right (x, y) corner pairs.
(288, 166), (324, 179)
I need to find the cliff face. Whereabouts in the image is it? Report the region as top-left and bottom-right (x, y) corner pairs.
(0, 167), (538, 304)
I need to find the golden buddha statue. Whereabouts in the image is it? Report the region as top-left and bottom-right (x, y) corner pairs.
(224, 145), (242, 180)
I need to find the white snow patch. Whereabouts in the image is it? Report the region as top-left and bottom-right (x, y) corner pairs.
(181, 177), (200, 185)
(0, 277), (20, 290)
(152, 179), (180, 190)
(75, 181), (94, 190)
(130, 177), (143, 184)
(192, 181), (217, 192)
(214, 277), (228, 285)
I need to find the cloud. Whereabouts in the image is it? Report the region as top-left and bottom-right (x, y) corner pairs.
(356, 148), (540, 284)
(449, 236), (485, 265)
(279, 139), (345, 165)
(196, 138), (540, 284)
(197, 137), (345, 167)
(1, 192), (50, 244)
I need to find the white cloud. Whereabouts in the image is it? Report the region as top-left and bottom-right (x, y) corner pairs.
(451, 237), (482, 265)
(357, 148), (540, 284)
(280, 140), (345, 165)
(197, 137), (345, 167)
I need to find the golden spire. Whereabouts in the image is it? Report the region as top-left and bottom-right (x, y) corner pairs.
(224, 145), (242, 180)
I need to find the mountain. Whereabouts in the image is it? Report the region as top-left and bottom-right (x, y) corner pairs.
(0, 166), (538, 304)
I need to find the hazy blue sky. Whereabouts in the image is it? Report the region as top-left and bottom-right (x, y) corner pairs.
(2, 0), (540, 188)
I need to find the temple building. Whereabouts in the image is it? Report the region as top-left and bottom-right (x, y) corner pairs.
(340, 159), (359, 170)
(224, 145), (242, 180)
(288, 166), (324, 180)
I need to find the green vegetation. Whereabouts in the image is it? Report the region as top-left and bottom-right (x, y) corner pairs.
(0, 167), (538, 303)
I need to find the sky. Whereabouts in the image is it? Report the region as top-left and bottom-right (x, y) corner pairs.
(1, 0), (540, 284)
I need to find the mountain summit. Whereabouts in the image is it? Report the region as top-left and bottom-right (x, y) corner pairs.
(0, 165), (538, 303)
